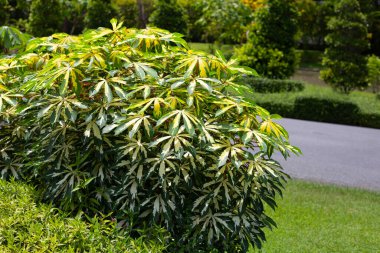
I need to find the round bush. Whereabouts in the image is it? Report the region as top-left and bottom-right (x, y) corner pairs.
(0, 20), (299, 252)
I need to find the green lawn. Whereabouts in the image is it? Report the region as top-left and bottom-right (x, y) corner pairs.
(251, 180), (380, 253)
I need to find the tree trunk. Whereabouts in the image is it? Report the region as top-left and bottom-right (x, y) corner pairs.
(137, 0), (146, 28)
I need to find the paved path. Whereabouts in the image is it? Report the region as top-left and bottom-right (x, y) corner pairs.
(274, 118), (380, 191)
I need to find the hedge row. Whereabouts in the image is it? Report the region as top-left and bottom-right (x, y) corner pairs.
(0, 180), (167, 253)
(256, 97), (380, 129)
(243, 77), (305, 93)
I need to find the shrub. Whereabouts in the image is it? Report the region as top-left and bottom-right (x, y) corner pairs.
(149, 0), (187, 34)
(0, 0), (31, 31)
(115, 0), (139, 28)
(294, 97), (360, 124)
(368, 55), (380, 93)
(0, 179), (167, 252)
(195, 0), (253, 44)
(320, 0), (369, 94)
(61, 0), (87, 35)
(27, 0), (64, 37)
(253, 101), (295, 119)
(84, 0), (117, 29)
(0, 19), (299, 252)
(243, 77), (305, 93)
(253, 95), (380, 129)
(236, 0), (299, 79)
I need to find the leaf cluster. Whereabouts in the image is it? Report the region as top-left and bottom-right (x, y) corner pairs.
(0, 20), (299, 252)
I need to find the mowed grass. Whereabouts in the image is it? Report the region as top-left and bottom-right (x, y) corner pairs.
(251, 180), (380, 253)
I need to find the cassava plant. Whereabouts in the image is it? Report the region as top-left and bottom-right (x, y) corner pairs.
(0, 20), (300, 252)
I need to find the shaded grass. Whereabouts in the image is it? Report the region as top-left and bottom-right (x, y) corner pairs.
(251, 180), (380, 253)
(297, 49), (323, 69)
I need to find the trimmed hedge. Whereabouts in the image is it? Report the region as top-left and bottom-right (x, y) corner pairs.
(0, 179), (167, 253)
(243, 77), (305, 93)
(255, 97), (380, 129)
(294, 97), (359, 125)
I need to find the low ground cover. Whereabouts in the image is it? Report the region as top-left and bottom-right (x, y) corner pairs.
(251, 180), (380, 253)
(0, 179), (167, 253)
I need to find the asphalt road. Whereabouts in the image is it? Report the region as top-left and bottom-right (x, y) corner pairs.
(273, 118), (380, 191)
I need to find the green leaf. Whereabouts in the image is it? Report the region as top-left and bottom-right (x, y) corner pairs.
(169, 113), (181, 135)
(115, 117), (141, 135)
(156, 111), (178, 127)
(187, 80), (196, 95)
(102, 124), (118, 134)
(104, 83), (113, 104)
(218, 148), (230, 168)
(37, 104), (54, 118)
(159, 161), (165, 178)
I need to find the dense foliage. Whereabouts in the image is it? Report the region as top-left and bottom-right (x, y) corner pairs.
(0, 179), (168, 252)
(368, 55), (380, 93)
(84, 0), (117, 29)
(236, 0), (299, 79)
(149, 0), (187, 34)
(27, 0), (64, 37)
(0, 21), (299, 252)
(196, 0), (253, 43)
(0, 0), (30, 31)
(321, 0), (369, 94)
(295, 0), (335, 50)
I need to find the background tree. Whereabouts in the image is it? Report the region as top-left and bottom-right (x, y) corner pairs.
(365, 1), (380, 56)
(149, 0), (187, 34)
(196, 0), (253, 44)
(236, 0), (299, 79)
(84, 0), (117, 29)
(368, 55), (380, 93)
(1, 0), (31, 31)
(27, 0), (63, 37)
(0, 0), (10, 27)
(177, 0), (204, 42)
(241, 0), (266, 11)
(294, 0), (334, 50)
(321, 0), (369, 94)
(61, 0), (87, 35)
(114, 0), (139, 28)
